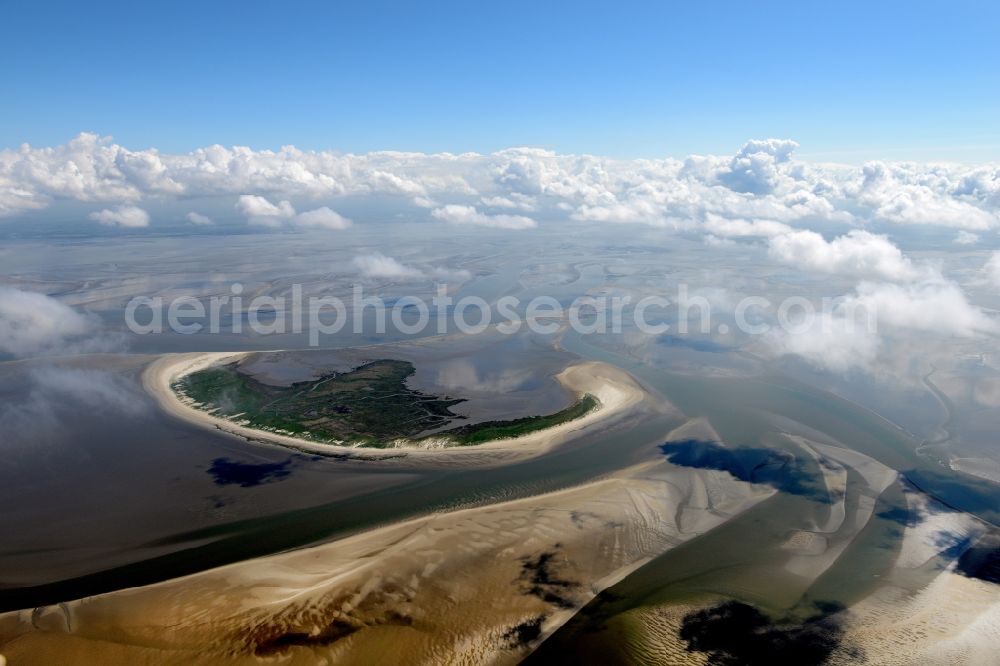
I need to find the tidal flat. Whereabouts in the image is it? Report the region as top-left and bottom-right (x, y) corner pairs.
(2, 229), (999, 664)
(2, 328), (998, 664)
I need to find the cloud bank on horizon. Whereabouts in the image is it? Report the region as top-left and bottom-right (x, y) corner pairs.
(1, 133), (997, 236)
(1, 133), (998, 375)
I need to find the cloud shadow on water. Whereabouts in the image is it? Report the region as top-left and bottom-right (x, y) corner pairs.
(659, 439), (830, 502)
(679, 600), (858, 666)
(902, 467), (1000, 526)
(954, 532), (1000, 585)
(207, 457), (295, 487)
(875, 505), (921, 527)
(657, 334), (730, 353)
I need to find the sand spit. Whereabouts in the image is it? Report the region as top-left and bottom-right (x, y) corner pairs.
(949, 457), (1000, 484)
(142, 351), (653, 466)
(0, 447), (773, 665)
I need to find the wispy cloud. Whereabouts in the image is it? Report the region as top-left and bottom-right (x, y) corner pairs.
(352, 252), (471, 282)
(185, 211), (214, 225)
(0, 287), (117, 357)
(89, 204), (150, 228)
(431, 204), (536, 230)
(352, 253), (425, 280)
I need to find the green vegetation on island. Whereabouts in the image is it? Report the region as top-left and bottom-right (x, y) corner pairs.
(441, 394), (597, 445)
(174, 359), (596, 448)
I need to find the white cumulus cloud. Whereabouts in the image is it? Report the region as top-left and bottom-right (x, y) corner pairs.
(703, 215), (793, 238)
(717, 139), (800, 194)
(431, 204), (536, 230)
(88, 204), (150, 228)
(235, 194), (296, 226)
(854, 162), (998, 230)
(2, 134), (998, 239)
(0, 288), (99, 357)
(768, 311), (879, 373)
(352, 253), (425, 280)
(351, 252), (471, 282)
(185, 211), (214, 225)
(852, 279), (996, 337)
(293, 206), (352, 229)
(954, 230), (979, 245)
(767, 229), (922, 281)
(235, 195), (351, 230)
(767, 277), (996, 373)
(981, 251), (1000, 287)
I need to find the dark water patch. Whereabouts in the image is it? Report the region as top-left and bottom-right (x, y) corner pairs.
(931, 530), (976, 562)
(955, 533), (1000, 584)
(876, 505), (920, 527)
(520, 549), (577, 609)
(659, 439), (829, 502)
(253, 618), (360, 656)
(208, 457), (295, 487)
(505, 615), (546, 646)
(679, 600), (858, 666)
(252, 610), (413, 656)
(206, 495), (233, 509)
(569, 510), (601, 529)
(657, 334), (729, 353)
(902, 468), (1000, 527)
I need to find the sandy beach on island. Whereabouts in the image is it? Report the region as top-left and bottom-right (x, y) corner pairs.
(142, 350), (655, 466)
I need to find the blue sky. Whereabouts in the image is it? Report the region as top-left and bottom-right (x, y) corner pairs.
(2, 0), (999, 161)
